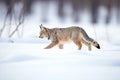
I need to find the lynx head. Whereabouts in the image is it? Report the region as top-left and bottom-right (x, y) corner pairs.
(39, 24), (50, 39)
(92, 41), (100, 49)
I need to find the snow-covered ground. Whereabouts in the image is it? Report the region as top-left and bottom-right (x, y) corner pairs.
(0, 21), (120, 80)
(0, 28), (120, 80)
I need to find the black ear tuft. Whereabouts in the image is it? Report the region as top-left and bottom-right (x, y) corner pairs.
(39, 24), (43, 29)
(40, 24), (42, 26)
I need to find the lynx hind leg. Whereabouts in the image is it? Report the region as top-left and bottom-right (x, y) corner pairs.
(58, 44), (64, 49)
(81, 39), (91, 51)
(73, 40), (82, 50)
(44, 41), (58, 49)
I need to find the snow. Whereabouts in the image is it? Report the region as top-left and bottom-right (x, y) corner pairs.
(0, 37), (120, 80)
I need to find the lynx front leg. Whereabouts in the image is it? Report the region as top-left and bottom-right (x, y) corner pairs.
(58, 44), (64, 49)
(44, 41), (58, 49)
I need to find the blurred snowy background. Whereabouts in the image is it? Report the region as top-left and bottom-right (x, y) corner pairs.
(0, 0), (120, 80)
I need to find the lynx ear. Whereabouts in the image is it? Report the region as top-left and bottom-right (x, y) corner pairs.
(39, 24), (43, 30)
(43, 27), (48, 32)
(39, 24), (48, 32)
